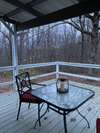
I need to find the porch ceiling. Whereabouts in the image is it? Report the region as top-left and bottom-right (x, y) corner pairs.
(0, 0), (100, 31)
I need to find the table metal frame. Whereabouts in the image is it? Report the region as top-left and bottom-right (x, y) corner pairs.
(32, 84), (95, 133)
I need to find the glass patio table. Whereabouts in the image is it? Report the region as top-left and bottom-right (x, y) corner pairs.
(31, 83), (95, 133)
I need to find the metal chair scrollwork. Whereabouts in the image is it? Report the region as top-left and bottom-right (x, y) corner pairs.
(15, 72), (46, 126)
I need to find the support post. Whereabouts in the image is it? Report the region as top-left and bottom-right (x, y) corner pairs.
(1, 21), (18, 89)
(56, 63), (59, 79)
(12, 25), (18, 87)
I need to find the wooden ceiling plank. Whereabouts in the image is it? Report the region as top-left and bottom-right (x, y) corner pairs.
(3, 0), (43, 17)
(6, 0), (47, 17)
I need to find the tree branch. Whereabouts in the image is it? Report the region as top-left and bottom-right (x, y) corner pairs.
(63, 20), (92, 36)
(0, 30), (10, 42)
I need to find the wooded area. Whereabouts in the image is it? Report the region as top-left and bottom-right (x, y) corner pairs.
(0, 12), (100, 67)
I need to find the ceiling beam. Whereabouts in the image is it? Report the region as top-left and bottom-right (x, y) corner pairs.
(6, 0), (46, 17)
(17, 0), (100, 31)
(3, 0), (43, 17)
(0, 16), (20, 25)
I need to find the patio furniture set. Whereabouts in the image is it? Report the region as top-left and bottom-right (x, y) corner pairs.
(15, 72), (97, 133)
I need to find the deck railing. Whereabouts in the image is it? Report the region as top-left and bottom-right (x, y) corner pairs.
(0, 61), (100, 87)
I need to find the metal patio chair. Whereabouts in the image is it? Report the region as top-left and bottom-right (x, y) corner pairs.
(15, 71), (46, 126)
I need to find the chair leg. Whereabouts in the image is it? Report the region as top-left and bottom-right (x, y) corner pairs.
(28, 103), (31, 109)
(38, 104), (41, 126)
(47, 104), (49, 112)
(17, 101), (21, 120)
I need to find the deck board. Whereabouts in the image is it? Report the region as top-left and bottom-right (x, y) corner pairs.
(0, 81), (100, 133)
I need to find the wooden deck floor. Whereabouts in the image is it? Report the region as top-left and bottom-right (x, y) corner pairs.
(0, 81), (100, 133)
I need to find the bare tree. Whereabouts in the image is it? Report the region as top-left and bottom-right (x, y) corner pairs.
(63, 11), (100, 66)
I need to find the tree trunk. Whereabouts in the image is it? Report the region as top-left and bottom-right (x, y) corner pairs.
(81, 32), (85, 62)
(89, 12), (99, 64)
(88, 12), (99, 74)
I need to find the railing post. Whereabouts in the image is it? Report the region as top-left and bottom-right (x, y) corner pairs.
(56, 63), (59, 79)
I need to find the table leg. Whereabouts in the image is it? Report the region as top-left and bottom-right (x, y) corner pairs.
(38, 104), (41, 126)
(77, 109), (90, 128)
(63, 111), (67, 133)
(34, 104), (49, 128)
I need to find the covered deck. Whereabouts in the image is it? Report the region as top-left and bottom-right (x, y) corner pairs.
(0, 80), (99, 133)
(0, 1), (100, 133)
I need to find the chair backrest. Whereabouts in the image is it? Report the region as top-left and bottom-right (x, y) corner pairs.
(15, 72), (32, 96)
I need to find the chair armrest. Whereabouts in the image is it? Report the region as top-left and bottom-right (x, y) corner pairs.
(31, 82), (46, 87)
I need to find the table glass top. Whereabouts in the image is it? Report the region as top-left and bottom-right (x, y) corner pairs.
(31, 83), (94, 111)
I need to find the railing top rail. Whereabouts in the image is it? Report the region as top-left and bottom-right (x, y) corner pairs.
(0, 66), (14, 72)
(1, 62), (100, 72)
(58, 61), (100, 69)
(18, 62), (56, 69)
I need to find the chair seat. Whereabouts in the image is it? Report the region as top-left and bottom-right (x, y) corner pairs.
(96, 118), (100, 133)
(20, 90), (42, 103)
